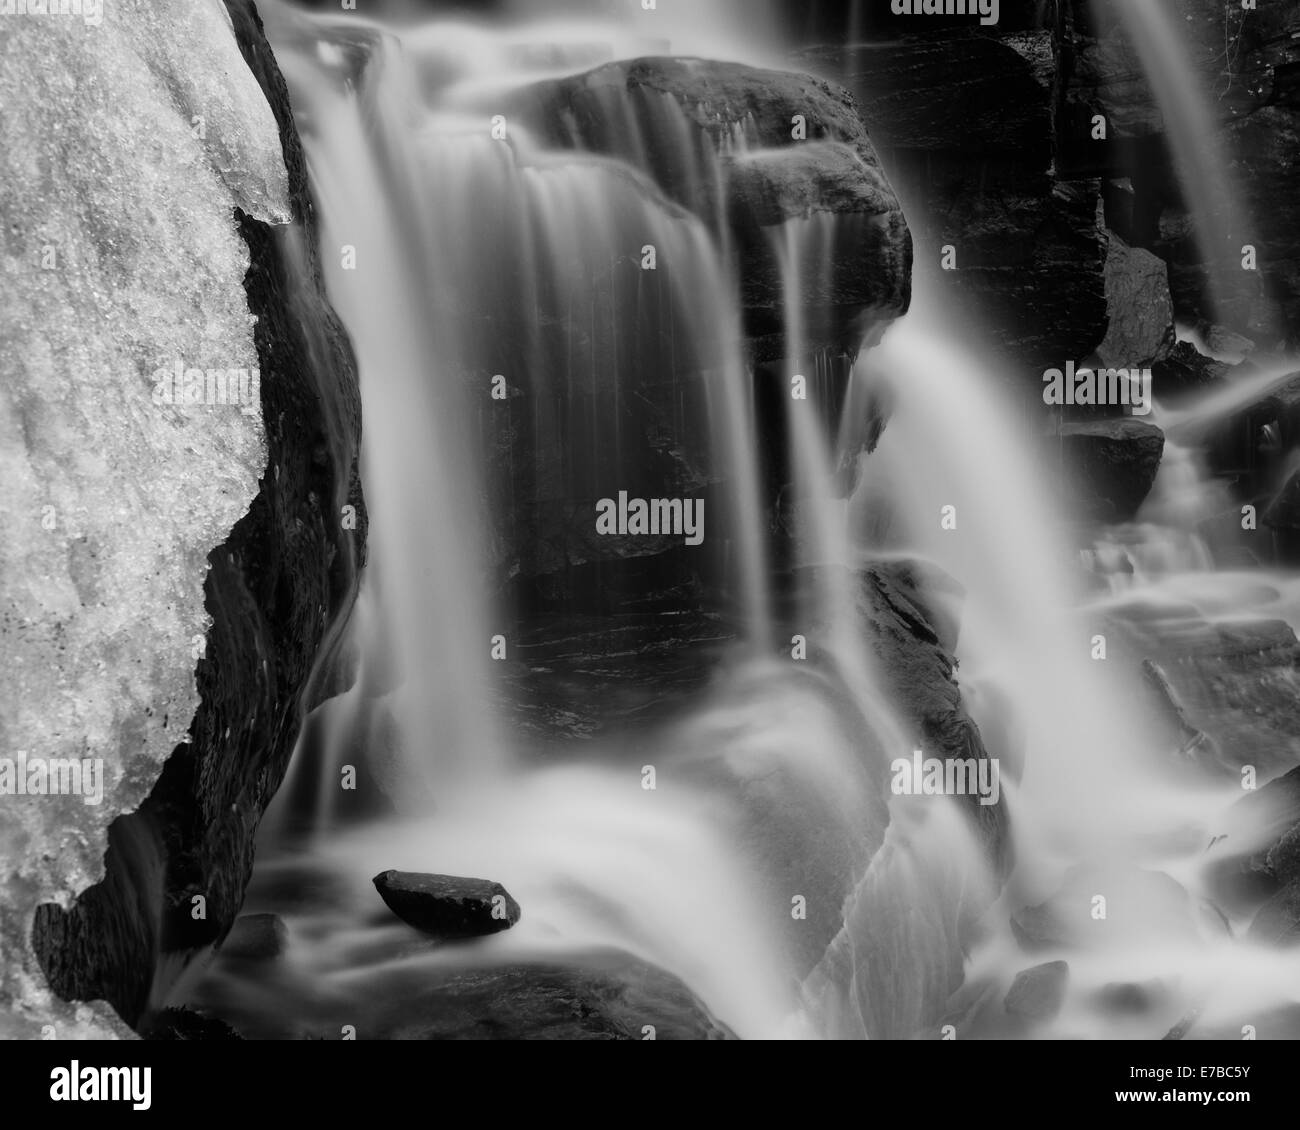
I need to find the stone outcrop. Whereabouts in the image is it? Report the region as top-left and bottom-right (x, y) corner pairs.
(1096, 233), (1175, 369)
(1060, 0), (1300, 348)
(505, 56), (913, 361)
(9, 0), (366, 1033)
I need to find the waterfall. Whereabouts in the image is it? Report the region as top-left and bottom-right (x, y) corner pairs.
(166, 0), (1300, 1043)
(1113, 0), (1246, 326)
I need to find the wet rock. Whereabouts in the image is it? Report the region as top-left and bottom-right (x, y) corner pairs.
(1058, 0), (1300, 346)
(855, 558), (1010, 1035)
(1057, 418), (1165, 521)
(726, 143), (912, 360)
(1204, 327), (1256, 361)
(1097, 233), (1175, 369)
(1151, 341), (1231, 404)
(184, 944), (734, 1040)
(1263, 471), (1300, 564)
(388, 954), (735, 1040)
(27, 0), (366, 1028)
(506, 56), (912, 360)
(861, 562), (1007, 869)
(373, 871), (522, 938)
(1187, 371), (1300, 489)
(221, 914), (289, 961)
(1246, 880), (1300, 947)
(1204, 766), (1300, 913)
(1004, 961), (1069, 1021)
(798, 35), (1108, 376)
(1127, 619), (1300, 781)
(503, 611), (735, 749)
(1214, 106), (1300, 347)
(1140, 659), (1220, 762)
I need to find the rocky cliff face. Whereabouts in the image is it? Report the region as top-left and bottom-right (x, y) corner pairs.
(1061, 0), (1300, 350)
(797, 32), (1109, 378)
(1, 0), (365, 1033)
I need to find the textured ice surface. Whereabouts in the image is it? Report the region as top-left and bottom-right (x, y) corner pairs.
(0, 0), (289, 1032)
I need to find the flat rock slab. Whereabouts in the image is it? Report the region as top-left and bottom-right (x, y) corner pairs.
(373, 871), (521, 939)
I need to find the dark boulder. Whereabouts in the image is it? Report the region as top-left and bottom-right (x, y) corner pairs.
(386, 955), (736, 1040)
(1247, 880), (1300, 948)
(1097, 232), (1175, 369)
(1151, 341), (1231, 404)
(141, 1007), (244, 1041)
(504, 56), (913, 360)
(1057, 418), (1165, 520)
(1191, 372), (1300, 489)
(182, 944), (734, 1040)
(373, 871), (522, 938)
(1205, 766), (1300, 914)
(1059, 0), (1300, 347)
(1126, 619), (1300, 781)
(862, 561), (1008, 867)
(797, 34), (1108, 377)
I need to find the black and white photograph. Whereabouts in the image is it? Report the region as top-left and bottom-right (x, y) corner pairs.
(1, 0), (1298, 1102)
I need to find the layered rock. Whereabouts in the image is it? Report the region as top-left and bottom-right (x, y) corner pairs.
(1060, 0), (1300, 348)
(505, 56), (913, 360)
(1096, 233), (1175, 370)
(12, 0), (365, 1031)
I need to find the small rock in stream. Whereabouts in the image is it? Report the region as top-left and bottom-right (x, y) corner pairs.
(373, 870), (521, 938)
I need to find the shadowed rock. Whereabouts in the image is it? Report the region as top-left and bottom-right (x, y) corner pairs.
(1004, 960), (1069, 1021)
(798, 34), (1108, 376)
(386, 954), (736, 1040)
(1247, 880), (1300, 947)
(1097, 233), (1175, 369)
(1058, 418), (1165, 520)
(1205, 766), (1300, 914)
(373, 871), (522, 938)
(505, 56), (913, 360)
(1151, 341), (1231, 404)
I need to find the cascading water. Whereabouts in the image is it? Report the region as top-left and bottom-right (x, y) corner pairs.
(164, 0), (1300, 1043)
